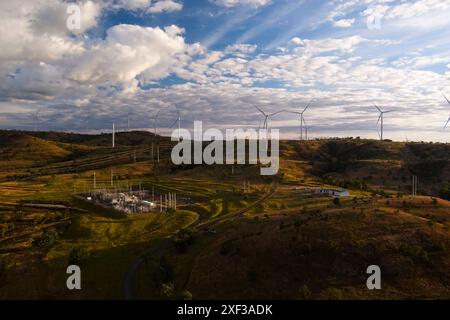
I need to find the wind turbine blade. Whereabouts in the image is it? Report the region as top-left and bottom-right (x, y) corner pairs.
(444, 117), (450, 129)
(443, 93), (450, 106)
(376, 113), (382, 126)
(254, 106), (267, 116)
(303, 101), (312, 113)
(373, 103), (382, 113)
(269, 110), (285, 117)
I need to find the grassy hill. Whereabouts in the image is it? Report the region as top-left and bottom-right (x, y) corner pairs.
(149, 195), (450, 299)
(0, 130), (450, 299)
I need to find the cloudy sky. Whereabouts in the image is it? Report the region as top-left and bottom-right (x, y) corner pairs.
(1, 0), (450, 141)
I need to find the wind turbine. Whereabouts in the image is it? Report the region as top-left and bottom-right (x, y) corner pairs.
(254, 106), (285, 129)
(289, 101), (312, 140)
(442, 93), (450, 129)
(150, 110), (160, 136)
(374, 103), (393, 141)
(169, 110), (183, 141)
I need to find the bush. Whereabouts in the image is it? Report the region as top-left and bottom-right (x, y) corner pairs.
(180, 290), (193, 300)
(319, 287), (343, 300)
(36, 228), (59, 248)
(159, 283), (193, 300)
(173, 229), (196, 253)
(299, 285), (311, 299)
(160, 283), (175, 299)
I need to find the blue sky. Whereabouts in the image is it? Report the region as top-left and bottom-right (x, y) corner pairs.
(1, 0), (450, 141)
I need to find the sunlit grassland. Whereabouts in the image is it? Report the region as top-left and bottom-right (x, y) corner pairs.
(39, 209), (199, 299)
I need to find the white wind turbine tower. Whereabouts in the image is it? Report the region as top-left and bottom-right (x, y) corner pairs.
(254, 106), (284, 129)
(442, 93), (450, 129)
(289, 101), (312, 140)
(374, 103), (393, 141)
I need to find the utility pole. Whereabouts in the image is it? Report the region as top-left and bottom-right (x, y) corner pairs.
(93, 171), (96, 191)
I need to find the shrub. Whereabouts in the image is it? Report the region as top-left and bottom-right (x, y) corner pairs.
(36, 228), (59, 248)
(160, 283), (175, 299)
(299, 285), (312, 299)
(180, 290), (193, 300)
(173, 229), (195, 253)
(319, 287), (343, 300)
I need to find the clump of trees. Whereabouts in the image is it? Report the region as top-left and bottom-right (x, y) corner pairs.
(35, 228), (59, 248)
(173, 229), (196, 253)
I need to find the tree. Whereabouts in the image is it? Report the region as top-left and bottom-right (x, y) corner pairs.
(440, 182), (450, 201)
(180, 290), (193, 300)
(173, 229), (195, 253)
(160, 283), (175, 299)
(36, 228), (59, 248)
(333, 197), (341, 206)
